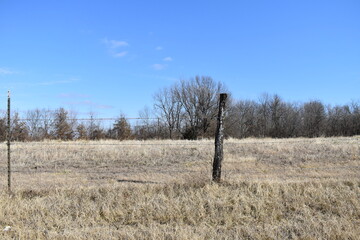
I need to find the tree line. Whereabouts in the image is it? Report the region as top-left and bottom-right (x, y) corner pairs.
(151, 76), (360, 139)
(0, 109), (132, 141)
(1, 76), (359, 141)
(227, 94), (360, 138)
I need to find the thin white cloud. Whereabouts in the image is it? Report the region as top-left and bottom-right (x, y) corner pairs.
(102, 38), (128, 48)
(152, 64), (166, 71)
(113, 51), (128, 58)
(102, 38), (129, 58)
(155, 46), (163, 51)
(0, 67), (16, 75)
(163, 57), (173, 62)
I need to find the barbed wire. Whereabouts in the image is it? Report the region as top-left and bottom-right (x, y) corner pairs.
(1, 165), (359, 174)
(6, 139), (360, 147)
(17, 117), (164, 121)
(16, 117), (199, 121)
(10, 142), (214, 146)
(1, 158), (359, 171)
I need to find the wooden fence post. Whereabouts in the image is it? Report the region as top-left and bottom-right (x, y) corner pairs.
(7, 91), (11, 193)
(212, 93), (227, 182)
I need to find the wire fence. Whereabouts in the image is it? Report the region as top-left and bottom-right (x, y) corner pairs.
(2, 92), (360, 192)
(8, 138), (360, 146)
(5, 137), (360, 170)
(3, 138), (360, 192)
(2, 164), (360, 173)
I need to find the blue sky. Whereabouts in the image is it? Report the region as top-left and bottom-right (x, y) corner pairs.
(0, 0), (359, 117)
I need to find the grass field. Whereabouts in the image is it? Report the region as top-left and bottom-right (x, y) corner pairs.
(0, 137), (359, 239)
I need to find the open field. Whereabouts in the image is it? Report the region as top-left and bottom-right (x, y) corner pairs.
(1, 137), (360, 189)
(0, 137), (360, 239)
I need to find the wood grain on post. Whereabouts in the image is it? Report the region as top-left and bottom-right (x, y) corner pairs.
(212, 93), (227, 182)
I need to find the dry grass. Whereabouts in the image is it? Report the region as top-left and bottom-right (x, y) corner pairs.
(0, 137), (359, 239)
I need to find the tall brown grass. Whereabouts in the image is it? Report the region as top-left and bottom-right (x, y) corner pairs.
(0, 137), (359, 239)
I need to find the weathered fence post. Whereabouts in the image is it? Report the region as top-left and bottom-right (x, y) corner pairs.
(212, 93), (227, 182)
(7, 91), (11, 193)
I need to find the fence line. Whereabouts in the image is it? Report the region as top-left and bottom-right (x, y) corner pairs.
(4, 91), (360, 191)
(8, 140), (360, 146)
(10, 142), (214, 146)
(2, 165), (360, 174)
(17, 117), (163, 121)
(17, 117), (202, 121)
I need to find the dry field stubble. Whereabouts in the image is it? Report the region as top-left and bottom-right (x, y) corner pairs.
(0, 137), (359, 239)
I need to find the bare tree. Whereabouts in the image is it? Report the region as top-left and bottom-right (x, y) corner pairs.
(281, 102), (302, 137)
(226, 100), (257, 138)
(268, 94), (289, 138)
(302, 101), (326, 137)
(40, 109), (54, 140)
(11, 112), (29, 141)
(174, 76), (225, 139)
(154, 86), (182, 139)
(350, 101), (360, 135)
(134, 106), (158, 139)
(326, 104), (353, 136)
(26, 109), (43, 140)
(0, 113), (7, 141)
(256, 93), (271, 137)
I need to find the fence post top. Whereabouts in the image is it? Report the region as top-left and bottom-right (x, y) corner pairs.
(219, 93), (228, 100)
